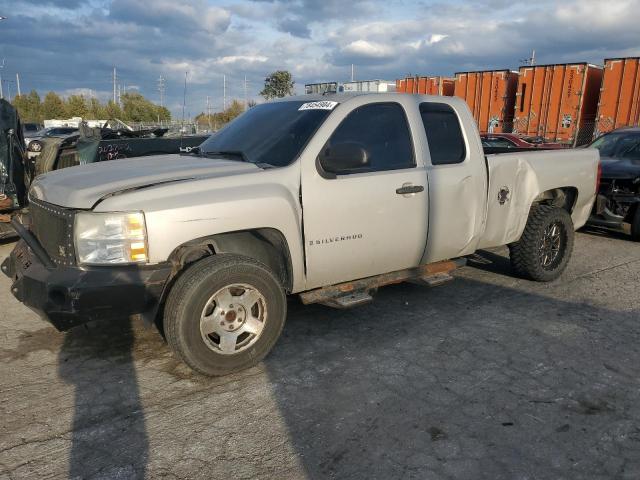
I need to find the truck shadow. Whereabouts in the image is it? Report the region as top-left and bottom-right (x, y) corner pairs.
(264, 275), (640, 479)
(465, 249), (513, 277)
(58, 316), (148, 480)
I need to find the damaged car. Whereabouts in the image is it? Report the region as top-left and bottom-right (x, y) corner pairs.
(0, 99), (31, 240)
(588, 127), (640, 241)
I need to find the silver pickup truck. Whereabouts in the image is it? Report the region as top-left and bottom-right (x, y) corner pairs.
(2, 93), (599, 376)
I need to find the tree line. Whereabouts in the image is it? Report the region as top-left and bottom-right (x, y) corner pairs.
(11, 90), (171, 123)
(194, 71), (295, 128)
(12, 70), (295, 126)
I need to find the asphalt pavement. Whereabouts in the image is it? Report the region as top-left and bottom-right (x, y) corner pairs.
(1, 228), (640, 480)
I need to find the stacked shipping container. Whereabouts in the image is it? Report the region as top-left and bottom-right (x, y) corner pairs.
(513, 63), (603, 145)
(453, 70), (518, 133)
(396, 76), (455, 96)
(596, 57), (640, 135)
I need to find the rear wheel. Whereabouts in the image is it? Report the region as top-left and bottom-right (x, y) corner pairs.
(509, 205), (574, 282)
(164, 254), (286, 376)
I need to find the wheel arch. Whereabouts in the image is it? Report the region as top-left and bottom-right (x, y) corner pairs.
(167, 228), (294, 293)
(532, 186), (578, 213)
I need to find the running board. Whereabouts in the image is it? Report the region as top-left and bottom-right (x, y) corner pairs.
(299, 258), (466, 308)
(319, 290), (374, 309)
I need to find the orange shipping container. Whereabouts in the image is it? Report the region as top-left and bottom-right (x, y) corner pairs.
(513, 63), (603, 145)
(453, 70), (518, 133)
(395, 76), (455, 96)
(596, 57), (640, 135)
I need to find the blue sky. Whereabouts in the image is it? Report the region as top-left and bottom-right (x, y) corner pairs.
(0, 0), (639, 117)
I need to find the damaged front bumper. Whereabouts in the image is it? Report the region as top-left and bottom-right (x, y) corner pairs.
(588, 190), (640, 231)
(2, 228), (172, 331)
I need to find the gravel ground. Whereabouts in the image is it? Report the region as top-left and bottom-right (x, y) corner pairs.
(1, 228), (640, 480)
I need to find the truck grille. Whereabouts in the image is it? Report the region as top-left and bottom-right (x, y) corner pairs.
(28, 198), (76, 266)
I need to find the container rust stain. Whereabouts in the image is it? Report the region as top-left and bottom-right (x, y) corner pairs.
(596, 57), (640, 135)
(453, 70), (518, 134)
(513, 63), (603, 146)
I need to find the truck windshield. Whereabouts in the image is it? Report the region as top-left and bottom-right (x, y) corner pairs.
(590, 132), (640, 160)
(199, 101), (334, 167)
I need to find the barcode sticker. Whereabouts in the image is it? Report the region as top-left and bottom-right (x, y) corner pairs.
(298, 101), (339, 111)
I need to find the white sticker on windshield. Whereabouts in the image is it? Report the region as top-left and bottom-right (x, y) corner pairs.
(298, 101), (339, 111)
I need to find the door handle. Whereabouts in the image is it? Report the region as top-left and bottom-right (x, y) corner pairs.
(396, 185), (424, 195)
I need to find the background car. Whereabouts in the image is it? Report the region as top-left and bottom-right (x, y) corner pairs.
(481, 133), (566, 149)
(587, 127), (640, 240)
(25, 126), (79, 153)
(21, 122), (43, 137)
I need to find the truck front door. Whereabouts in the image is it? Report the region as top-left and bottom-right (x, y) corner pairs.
(300, 101), (428, 289)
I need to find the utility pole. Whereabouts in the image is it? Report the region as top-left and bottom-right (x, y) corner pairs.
(243, 75), (248, 111)
(157, 75), (165, 107)
(15, 73), (20, 96)
(223, 75), (227, 111)
(112, 67), (117, 104)
(0, 59), (4, 99)
(351, 64), (355, 82)
(206, 95), (212, 130)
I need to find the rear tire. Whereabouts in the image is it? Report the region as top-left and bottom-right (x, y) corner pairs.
(509, 205), (574, 282)
(631, 205), (640, 242)
(164, 254), (287, 376)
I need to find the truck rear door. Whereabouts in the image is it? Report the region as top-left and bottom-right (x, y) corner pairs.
(418, 101), (488, 263)
(300, 101), (429, 289)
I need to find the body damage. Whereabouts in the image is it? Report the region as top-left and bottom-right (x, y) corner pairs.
(480, 148), (599, 248)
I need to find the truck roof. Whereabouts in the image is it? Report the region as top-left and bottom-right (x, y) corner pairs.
(272, 92), (457, 104)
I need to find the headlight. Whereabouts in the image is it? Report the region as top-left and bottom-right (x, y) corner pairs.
(75, 212), (148, 265)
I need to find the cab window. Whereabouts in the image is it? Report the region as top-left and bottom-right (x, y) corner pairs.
(420, 103), (466, 165)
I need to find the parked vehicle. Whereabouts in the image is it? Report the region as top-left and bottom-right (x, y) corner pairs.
(3, 93), (599, 376)
(481, 133), (565, 149)
(0, 100), (31, 239)
(33, 124), (209, 174)
(25, 126), (78, 153)
(22, 122), (43, 137)
(587, 127), (640, 240)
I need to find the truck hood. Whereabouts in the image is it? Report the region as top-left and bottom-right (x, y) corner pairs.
(600, 156), (640, 180)
(29, 154), (261, 209)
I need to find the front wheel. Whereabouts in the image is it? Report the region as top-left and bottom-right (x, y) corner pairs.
(164, 254), (287, 376)
(509, 205), (574, 282)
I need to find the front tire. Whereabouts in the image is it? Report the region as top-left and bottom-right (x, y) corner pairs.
(509, 205), (574, 282)
(164, 254), (287, 376)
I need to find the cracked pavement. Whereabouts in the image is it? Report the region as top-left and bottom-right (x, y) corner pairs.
(1, 227), (640, 479)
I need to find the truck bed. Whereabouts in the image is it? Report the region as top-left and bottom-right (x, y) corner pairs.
(479, 148), (600, 249)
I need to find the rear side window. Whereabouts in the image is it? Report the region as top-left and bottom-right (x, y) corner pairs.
(419, 103), (466, 165)
(326, 102), (415, 173)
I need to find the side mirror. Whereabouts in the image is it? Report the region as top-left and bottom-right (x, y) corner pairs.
(318, 142), (369, 175)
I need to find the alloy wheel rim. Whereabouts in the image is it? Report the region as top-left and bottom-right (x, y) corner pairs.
(539, 222), (563, 269)
(200, 283), (267, 355)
